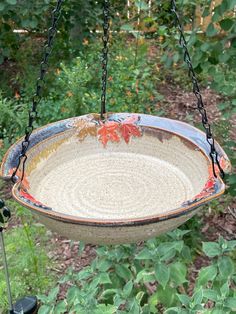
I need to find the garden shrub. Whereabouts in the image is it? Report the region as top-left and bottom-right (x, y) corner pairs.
(0, 200), (55, 309)
(38, 230), (236, 313)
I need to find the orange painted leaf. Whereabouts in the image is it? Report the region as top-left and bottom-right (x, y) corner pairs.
(194, 177), (215, 200)
(98, 121), (120, 147)
(20, 190), (43, 206)
(120, 116), (141, 143)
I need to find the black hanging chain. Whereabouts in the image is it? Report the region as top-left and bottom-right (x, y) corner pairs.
(170, 0), (224, 178)
(100, 0), (111, 120)
(11, 0), (63, 184)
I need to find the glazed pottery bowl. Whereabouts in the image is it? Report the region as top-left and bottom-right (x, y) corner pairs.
(0, 113), (231, 244)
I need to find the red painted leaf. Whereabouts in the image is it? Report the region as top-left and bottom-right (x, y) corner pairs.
(19, 190), (43, 206)
(193, 177), (216, 200)
(205, 178), (215, 190)
(98, 121), (120, 147)
(120, 116), (142, 144)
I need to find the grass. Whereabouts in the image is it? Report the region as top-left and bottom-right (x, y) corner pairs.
(0, 193), (56, 313)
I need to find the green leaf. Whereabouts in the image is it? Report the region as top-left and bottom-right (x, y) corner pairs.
(201, 43), (211, 52)
(148, 293), (158, 313)
(218, 256), (234, 279)
(38, 305), (52, 314)
(165, 308), (181, 314)
(206, 23), (218, 37)
(94, 304), (117, 314)
(120, 24), (134, 32)
(155, 262), (170, 289)
(134, 0), (149, 10)
(54, 301), (67, 314)
(78, 241), (85, 255)
(202, 242), (221, 257)
(123, 280), (133, 298)
(168, 229), (190, 239)
(220, 281), (229, 297)
(101, 289), (118, 299)
(66, 286), (81, 305)
(77, 269), (92, 281)
(47, 286), (59, 303)
(96, 259), (112, 272)
(135, 291), (145, 304)
(129, 298), (140, 313)
(227, 240), (236, 251)
(219, 18), (234, 31)
(225, 297), (236, 310)
(155, 286), (178, 307)
(219, 52), (230, 63)
(135, 270), (156, 283)
(193, 287), (203, 306)
(98, 272), (112, 285)
(228, 174), (236, 184)
(211, 308), (225, 314)
(227, 0), (236, 10)
(158, 242), (179, 261)
(135, 248), (153, 260)
(170, 262), (187, 286)
(115, 264), (132, 280)
(197, 265), (217, 286)
(203, 289), (218, 302)
(177, 294), (190, 306)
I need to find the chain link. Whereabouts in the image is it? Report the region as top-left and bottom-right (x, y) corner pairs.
(171, 0), (224, 178)
(11, 0), (63, 184)
(100, 0), (111, 119)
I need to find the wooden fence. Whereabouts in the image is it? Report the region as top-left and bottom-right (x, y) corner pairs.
(126, 0), (236, 31)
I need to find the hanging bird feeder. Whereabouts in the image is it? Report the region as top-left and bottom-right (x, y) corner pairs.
(0, 0), (231, 244)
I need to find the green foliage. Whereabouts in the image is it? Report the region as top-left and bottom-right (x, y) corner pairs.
(159, 1), (236, 196)
(0, 93), (27, 159)
(38, 230), (236, 313)
(0, 0), (145, 66)
(36, 38), (163, 122)
(0, 201), (56, 310)
(0, 0), (51, 64)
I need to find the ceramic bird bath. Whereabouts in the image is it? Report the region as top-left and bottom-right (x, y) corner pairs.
(0, 113), (231, 244)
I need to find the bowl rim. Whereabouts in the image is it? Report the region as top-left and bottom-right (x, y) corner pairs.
(0, 113), (230, 227)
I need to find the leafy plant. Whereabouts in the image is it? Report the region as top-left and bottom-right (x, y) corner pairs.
(38, 229), (236, 313)
(0, 201), (56, 311)
(0, 93), (27, 159)
(36, 38), (163, 122)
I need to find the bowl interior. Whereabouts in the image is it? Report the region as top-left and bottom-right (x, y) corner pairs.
(24, 125), (209, 220)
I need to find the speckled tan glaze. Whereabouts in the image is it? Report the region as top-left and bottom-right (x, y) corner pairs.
(0, 113), (230, 244)
(27, 133), (208, 219)
(34, 209), (197, 245)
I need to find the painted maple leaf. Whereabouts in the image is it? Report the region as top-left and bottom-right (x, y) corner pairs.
(98, 121), (120, 147)
(19, 189), (43, 206)
(73, 119), (97, 141)
(120, 115), (142, 144)
(194, 177), (216, 200)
